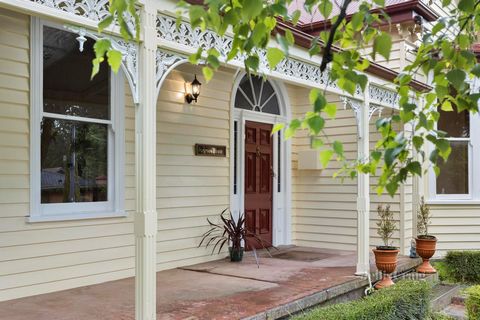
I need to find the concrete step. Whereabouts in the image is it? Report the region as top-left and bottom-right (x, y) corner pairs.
(431, 284), (463, 312)
(439, 303), (467, 320)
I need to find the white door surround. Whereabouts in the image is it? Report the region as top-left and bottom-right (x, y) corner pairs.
(230, 72), (292, 247)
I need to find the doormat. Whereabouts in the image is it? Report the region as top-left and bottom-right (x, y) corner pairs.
(273, 251), (334, 262)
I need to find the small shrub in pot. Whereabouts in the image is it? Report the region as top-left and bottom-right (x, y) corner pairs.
(416, 197), (437, 273)
(373, 204), (399, 289)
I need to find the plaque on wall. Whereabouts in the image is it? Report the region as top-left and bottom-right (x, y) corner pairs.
(194, 144), (227, 157)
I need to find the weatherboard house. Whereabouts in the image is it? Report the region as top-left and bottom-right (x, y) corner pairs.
(0, 0), (478, 318)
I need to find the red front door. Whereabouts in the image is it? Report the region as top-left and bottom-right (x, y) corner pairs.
(244, 121), (273, 250)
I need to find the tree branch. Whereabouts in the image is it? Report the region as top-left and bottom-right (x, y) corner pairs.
(320, 0), (353, 72)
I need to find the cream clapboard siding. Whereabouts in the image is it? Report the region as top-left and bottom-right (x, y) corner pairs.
(289, 85), (412, 253)
(290, 85), (358, 250)
(429, 205), (480, 256)
(0, 9), (136, 301)
(156, 64), (232, 270)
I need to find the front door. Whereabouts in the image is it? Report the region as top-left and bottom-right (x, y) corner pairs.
(244, 121), (273, 249)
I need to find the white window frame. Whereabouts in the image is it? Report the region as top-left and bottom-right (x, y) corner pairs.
(28, 18), (125, 222)
(428, 110), (480, 204)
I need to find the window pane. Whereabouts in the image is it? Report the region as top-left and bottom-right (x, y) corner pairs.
(234, 75), (280, 114)
(43, 26), (110, 120)
(436, 141), (469, 194)
(262, 94), (280, 115)
(41, 118), (108, 203)
(438, 107), (469, 138)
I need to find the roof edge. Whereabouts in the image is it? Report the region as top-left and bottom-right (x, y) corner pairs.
(299, 0), (439, 32)
(182, 0), (432, 92)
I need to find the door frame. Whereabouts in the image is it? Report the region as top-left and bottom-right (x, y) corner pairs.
(229, 72), (292, 247)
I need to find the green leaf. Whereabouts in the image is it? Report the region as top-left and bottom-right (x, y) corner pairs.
(241, 0), (263, 20)
(431, 21), (445, 35)
(202, 66), (214, 82)
(291, 10), (301, 25)
(271, 123), (285, 134)
(245, 55), (260, 71)
(307, 115), (325, 135)
(106, 49), (122, 73)
(285, 119), (301, 139)
(98, 15), (114, 32)
(471, 64), (480, 77)
(407, 161), (422, 176)
(412, 136), (424, 151)
(285, 29), (295, 45)
(458, 0), (474, 11)
(446, 69), (466, 90)
(309, 88), (320, 104)
(318, 0), (333, 18)
(385, 147), (402, 167)
(324, 103), (337, 119)
(386, 182), (398, 196)
(373, 33), (392, 61)
(319, 150), (333, 168)
(91, 38), (111, 78)
(371, 151), (382, 161)
(436, 138), (451, 160)
(266, 47), (285, 69)
(441, 100), (453, 111)
(333, 141), (343, 156)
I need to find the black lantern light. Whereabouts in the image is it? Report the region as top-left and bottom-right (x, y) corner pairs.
(185, 74), (202, 104)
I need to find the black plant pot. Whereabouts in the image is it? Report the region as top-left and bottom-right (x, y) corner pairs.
(229, 247), (244, 262)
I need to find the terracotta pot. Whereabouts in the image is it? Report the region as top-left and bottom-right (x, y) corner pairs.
(415, 237), (437, 273)
(373, 248), (399, 289)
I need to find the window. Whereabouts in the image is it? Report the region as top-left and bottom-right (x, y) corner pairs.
(436, 106), (470, 195)
(430, 102), (480, 202)
(234, 75), (280, 115)
(29, 19), (125, 221)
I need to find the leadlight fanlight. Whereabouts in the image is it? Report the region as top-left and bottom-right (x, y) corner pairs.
(235, 75), (280, 115)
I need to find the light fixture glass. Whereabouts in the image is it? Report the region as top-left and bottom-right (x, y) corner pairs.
(186, 74), (202, 103)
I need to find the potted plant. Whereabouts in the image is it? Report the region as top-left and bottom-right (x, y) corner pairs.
(199, 209), (271, 262)
(415, 197), (437, 273)
(373, 204), (399, 289)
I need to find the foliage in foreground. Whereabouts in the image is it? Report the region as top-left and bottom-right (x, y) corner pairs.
(442, 251), (480, 283)
(466, 285), (480, 320)
(292, 280), (431, 320)
(94, 0), (480, 198)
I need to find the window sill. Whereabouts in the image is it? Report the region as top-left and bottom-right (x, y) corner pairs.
(427, 199), (480, 205)
(26, 211), (128, 223)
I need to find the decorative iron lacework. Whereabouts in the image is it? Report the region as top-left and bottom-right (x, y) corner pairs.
(156, 49), (186, 92)
(342, 97), (383, 138)
(31, 0), (136, 34)
(156, 14), (342, 91)
(67, 26), (139, 103)
(369, 84), (398, 107)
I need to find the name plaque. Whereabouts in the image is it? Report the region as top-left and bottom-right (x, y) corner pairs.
(194, 144), (227, 157)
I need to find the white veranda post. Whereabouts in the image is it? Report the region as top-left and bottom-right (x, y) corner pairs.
(343, 96), (371, 275)
(356, 97), (371, 276)
(135, 1), (158, 319)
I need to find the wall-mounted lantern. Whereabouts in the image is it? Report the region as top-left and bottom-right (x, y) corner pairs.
(185, 74), (202, 104)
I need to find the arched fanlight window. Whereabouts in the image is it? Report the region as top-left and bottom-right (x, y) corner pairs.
(235, 75), (280, 115)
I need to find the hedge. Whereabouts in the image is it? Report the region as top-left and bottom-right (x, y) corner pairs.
(444, 251), (480, 283)
(466, 285), (480, 320)
(292, 280), (431, 320)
